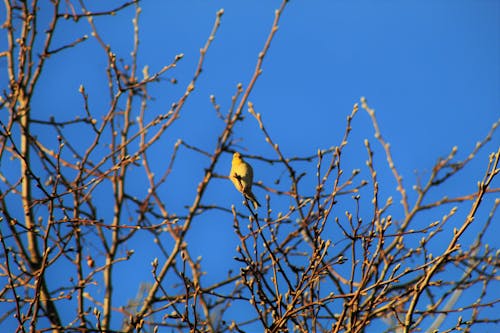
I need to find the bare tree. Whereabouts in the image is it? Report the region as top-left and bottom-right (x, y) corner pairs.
(1, 1), (498, 332)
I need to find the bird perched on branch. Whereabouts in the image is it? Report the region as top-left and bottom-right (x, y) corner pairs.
(230, 152), (261, 209)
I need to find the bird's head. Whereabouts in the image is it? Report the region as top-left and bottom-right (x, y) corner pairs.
(233, 152), (242, 161)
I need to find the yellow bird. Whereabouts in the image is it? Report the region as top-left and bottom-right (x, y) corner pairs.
(230, 152), (261, 209)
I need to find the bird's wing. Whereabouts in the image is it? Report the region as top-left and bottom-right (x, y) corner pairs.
(246, 162), (253, 184)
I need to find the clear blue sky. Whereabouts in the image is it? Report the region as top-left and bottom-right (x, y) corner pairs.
(1, 0), (499, 331)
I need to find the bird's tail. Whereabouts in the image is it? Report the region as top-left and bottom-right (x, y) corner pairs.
(245, 191), (261, 210)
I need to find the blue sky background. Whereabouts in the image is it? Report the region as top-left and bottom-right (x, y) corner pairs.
(1, 0), (499, 331)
